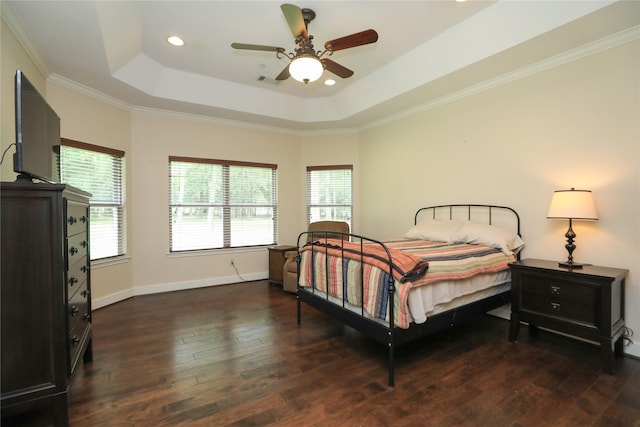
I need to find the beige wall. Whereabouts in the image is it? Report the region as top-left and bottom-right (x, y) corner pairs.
(359, 40), (639, 340)
(129, 112), (301, 293)
(45, 84), (135, 306)
(0, 19), (45, 182)
(298, 132), (360, 234)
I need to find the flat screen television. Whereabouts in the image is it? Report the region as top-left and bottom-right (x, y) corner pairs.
(13, 69), (61, 183)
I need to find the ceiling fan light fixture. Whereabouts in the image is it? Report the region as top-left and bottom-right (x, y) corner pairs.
(289, 55), (323, 84)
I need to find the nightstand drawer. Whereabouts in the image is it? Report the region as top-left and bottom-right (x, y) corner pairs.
(520, 275), (598, 306)
(521, 293), (597, 326)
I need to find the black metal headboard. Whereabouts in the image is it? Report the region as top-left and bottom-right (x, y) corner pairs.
(414, 204), (521, 238)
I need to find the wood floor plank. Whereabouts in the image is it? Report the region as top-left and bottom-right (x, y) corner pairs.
(68, 281), (640, 426)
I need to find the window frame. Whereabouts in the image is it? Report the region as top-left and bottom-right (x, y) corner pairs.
(60, 138), (126, 261)
(306, 164), (353, 229)
(169, 156), (278, 252)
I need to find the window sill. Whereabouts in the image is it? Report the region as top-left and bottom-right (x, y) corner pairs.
(167, 247), (267, 258)
(91, 255), (130, 269)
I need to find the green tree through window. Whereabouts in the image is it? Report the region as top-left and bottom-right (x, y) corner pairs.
(307, 165), (353, 229)
(169, 157), (277, 251)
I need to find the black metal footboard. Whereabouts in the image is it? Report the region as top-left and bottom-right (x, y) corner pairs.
(294, 230), (399, 385)
(295, 204), (521, 387)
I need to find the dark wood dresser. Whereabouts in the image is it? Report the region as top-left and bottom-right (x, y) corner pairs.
(509, 258), (627, 374)
(1, 181), (93, 426)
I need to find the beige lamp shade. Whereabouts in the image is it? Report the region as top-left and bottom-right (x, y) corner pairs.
(547, 188), (598, 220)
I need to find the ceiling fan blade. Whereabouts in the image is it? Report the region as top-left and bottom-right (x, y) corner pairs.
(324, 29), (378, 52)
(231, 43), (285, 53)
(275, 64), (291, 81)
(281, 3), (308, 40)
(321, 58), (354, 79)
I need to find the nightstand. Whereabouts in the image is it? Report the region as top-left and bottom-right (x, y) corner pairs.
(268, 245), (296, 286)
(508, 258), (627, 374)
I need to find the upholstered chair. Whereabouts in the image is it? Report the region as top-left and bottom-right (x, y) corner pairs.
(282, 221), (350, 293)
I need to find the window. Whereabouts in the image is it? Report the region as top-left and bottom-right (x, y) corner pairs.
(307, 165), (353, 229)
(60, 138), (126, 260)
(169, 156), (277, 252)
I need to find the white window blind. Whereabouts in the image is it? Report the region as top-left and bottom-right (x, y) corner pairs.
(169, 156), (277, 252)
(60, 138), (126, 260)
(307, 165), (353, 229)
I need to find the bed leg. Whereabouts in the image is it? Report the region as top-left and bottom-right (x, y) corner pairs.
(388, 339), (395, 387)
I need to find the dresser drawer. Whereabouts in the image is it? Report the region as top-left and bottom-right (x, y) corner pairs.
(66, 232), (88, 268)
(68, 283), (90, 334)
(68, 281), (91, 370)
(66, 203), (89, 237)
(67, 256), (88, 296)
(68, 318), (91, 374)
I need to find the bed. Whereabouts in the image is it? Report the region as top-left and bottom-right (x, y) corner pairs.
(294, 204), (523, 386)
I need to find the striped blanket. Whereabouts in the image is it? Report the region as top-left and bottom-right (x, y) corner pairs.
(298, 238), (514, 329)
(301, 239), (430, 283)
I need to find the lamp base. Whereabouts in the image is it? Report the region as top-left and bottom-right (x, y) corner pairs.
(558, 261), (591, 269)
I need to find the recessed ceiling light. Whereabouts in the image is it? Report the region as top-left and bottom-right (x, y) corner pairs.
(324, 79), (336, 86)
(167, 36), (184, 47)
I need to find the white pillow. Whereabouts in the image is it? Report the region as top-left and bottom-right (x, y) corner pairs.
(404, 220), (463, 243)
(452, 221), (525, 255)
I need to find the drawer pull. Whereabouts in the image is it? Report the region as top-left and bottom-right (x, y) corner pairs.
(71, 336), (80, 346)
(550, 302), (561, 312)
(82, 313), (91, 323)
(80, 216), (87, 223)
(68, 277), (78, 286)
(81, 265), (88, 273)
(82, 289), (91, 298)
(80, 240), (87, 248)
(70, 305), (79, 316)
(69, 247), (78, 256)
(68, 216), (77, 225)
(550, 285), (560, 295)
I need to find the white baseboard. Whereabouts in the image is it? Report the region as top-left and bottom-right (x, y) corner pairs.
(624, 341), (640, 359)
(92, 288), (135, 310)
(488, 304), (640, 360)
(92, 272), (268, 310)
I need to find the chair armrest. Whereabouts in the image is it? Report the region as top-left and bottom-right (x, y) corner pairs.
(284, 250), (297, 260)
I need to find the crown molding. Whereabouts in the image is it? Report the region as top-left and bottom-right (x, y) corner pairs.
(361, 25), (640, 132)
(49, 73), (133, 111)
(50, 73), (359, 136)
(17, 15), (639, 138)
(130, 105), (302, 136)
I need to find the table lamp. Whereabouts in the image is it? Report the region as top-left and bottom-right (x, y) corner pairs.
(547, 188), (598, 269)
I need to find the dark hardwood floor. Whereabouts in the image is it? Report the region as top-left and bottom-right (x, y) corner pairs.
(69, 281), (640, 426)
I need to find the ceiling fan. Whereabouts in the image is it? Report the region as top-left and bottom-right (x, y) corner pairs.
(231, 3), (379, 84)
